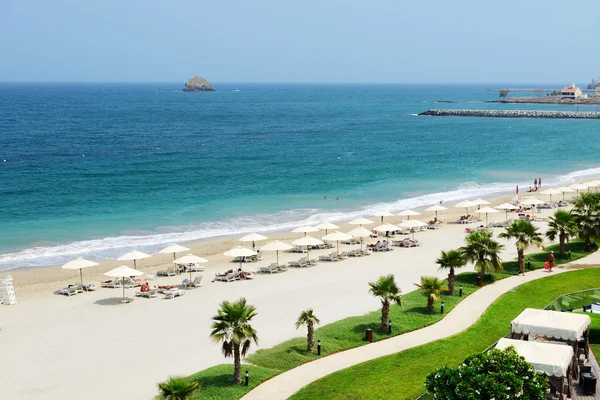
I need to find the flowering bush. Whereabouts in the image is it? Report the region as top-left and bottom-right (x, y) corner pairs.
(425, 347), (548, 399)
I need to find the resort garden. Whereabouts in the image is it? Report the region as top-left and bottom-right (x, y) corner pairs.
(156, 194), (600, 400)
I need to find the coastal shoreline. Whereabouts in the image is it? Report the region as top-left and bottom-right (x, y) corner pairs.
(4, 177), (597, 297)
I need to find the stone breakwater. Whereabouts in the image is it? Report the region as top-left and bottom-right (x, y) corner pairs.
(419, 109), (600, 119)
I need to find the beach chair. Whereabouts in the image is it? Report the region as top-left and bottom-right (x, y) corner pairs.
(427, 223), (440, 230)
(188, 263), (205, 272)
(288, 259), (307, 268)
(157, 266), (176, 277)
(224, 272), (240, 282)
(187, 276), (204, 288)
(338, 252), (349, 259)
(277, 264), (288, 272)
(318, 252), (337, 262)
(267, 263), (279, 273)
(136, 289), (159, 298)
(163, 289), (185, 299)
(57, 286), (78, 296)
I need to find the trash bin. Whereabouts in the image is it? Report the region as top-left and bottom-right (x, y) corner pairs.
(365, 328), (373, 343)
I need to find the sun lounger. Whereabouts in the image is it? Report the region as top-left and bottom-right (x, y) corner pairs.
(123, 278), (142, 287)
(318, 252), (338, 262)
(57, 286), (78, 296)
(184, 276), (203, 288)
(188, 263), (205, 272)
(157, 266), (176, 277)
(288, 258), (307, 268)
(347, 249), (363, 257)
(427, 223), (440, 230)
(163, 289), (185, 299)
(339, 252), (349, 259)
(135, 289), (159, 298)
(102, 279), (123, 288)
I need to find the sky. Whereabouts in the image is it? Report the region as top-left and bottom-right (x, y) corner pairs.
(1, 0), (599, 84)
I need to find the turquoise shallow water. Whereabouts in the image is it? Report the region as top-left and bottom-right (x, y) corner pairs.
(1, 83), (599, 269)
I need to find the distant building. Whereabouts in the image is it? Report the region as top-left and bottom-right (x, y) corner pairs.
(561, 83), (582, 99)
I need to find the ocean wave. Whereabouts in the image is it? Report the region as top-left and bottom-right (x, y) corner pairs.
(1, 166), (599, 271)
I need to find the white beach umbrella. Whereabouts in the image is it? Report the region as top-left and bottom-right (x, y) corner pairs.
(291, 225), (319, 236)
(173, 254), (209, 281)
(292, 236), (324, 263)
(569, 183), (588, 196)
(399, 219), (427, 239)
(472, 206), (499, 226)
(424, 204), (447, 219)
(239, 232), (268, 250)
(586, 180), (600, 193)
(118, 250), (152, 270)
(455, 200), (477, 214)
(62, 257), (99, 284)
(322, 231), (353, 258)
(397, 209), (421, 220)
(348, 226), (373, 251)
(104, 265), (144, 303)
(495, 203), (518, 221)
(521, 197), (544, 217)
(539, 188), (562, 203)
(348, 217), (374, 226)
(373, 223), (401, 233)
(157, 244), (190, 261)
(372, 210), (395, 224)
(557, 186), (575, 201)
(314, 222), (341, 236)
(224, 247), (257, 270)
(472, 198), (491, 209)
(262, 240), (293, 267)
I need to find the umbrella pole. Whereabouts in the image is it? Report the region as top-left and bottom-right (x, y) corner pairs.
(80, 268), (83, 285)
(337, 241), (340, 260)
(276, 250), (279, 267)
(122, 277), (126, 302)
(505, 210), (508, 221)
(134, 259), (137, 270)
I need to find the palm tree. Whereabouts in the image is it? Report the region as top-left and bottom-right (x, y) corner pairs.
(461, 231), (504, 285)
(546, 210), (578, 256)
(295, 309), (321, 352)
(499, 220), (543, 275)
(368, 275), (402, 332)
(210, 298), (259, 384)
(414, 276), (448, 313)
(435, 249), (465, 295)
(571, 193), (600, 252)
(157, 377), (199, 400)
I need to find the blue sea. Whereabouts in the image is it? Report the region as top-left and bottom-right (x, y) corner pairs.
(1, 83), (599, 270)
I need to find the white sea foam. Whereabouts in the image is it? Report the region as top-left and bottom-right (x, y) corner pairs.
(1, 166), (599, 271)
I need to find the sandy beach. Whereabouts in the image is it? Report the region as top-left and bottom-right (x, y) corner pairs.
(0, 183), (588, 400)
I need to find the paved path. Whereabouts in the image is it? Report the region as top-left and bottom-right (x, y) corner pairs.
(242, 268), (570, 400)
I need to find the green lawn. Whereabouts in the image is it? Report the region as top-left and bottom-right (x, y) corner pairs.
(290, 268), (600, 400)
(158, 240), (592, 399)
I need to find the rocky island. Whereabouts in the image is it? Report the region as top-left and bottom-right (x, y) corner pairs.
(182, 76), (215, 92)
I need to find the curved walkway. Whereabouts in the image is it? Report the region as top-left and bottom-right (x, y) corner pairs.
(242, 267), (569, 400)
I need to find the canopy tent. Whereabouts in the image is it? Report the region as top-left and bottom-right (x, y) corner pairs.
(496, 338), (575, 399)
(371, 210), (394, 224)
(314, 222), (340, 236)
(261, 240), (293, 267)
(157, 244), (190, 262)
(495, 203), (518, 221)
(496, 338), (573, 378)
(510, 308), (591, 342)
(62, 258), (99, 284)
(397, 209), (420, 220)
(424, 204), (447, 219)
(510, 307), (591, 381)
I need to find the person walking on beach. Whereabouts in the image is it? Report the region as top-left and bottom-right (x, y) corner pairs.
(518, 254), (525, 276)
(538, 177), (542, 188)
(548, 251), (555, 272)
(534, 178), (538, 190)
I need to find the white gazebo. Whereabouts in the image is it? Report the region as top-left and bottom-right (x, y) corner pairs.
(496, 338), (574, 398)
(510, 308), (591, 379)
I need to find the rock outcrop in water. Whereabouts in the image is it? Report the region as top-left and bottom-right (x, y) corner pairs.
(182, 76), (215, 92)
(419, 109), (600, 119)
